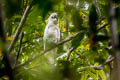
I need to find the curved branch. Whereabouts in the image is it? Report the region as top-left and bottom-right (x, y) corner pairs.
(13, 32), (81, 70)
(78, 55), (114, 71)
(66, 48), (74, 61)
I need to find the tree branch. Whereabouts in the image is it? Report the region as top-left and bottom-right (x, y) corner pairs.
(101, 55), (114, 66)
(13, 32), (81, 70)
(94, 0), (102, 17)
(97, 23), (109, 31)
(78, 65), (103, 71)
(15, 32), (24, 66)
(76, 53), (86, 60)
(78, 55), (114, 71)
(96, 16), (105, 24)
(66, 48), (74, 61)
(8, 4), (32, 53)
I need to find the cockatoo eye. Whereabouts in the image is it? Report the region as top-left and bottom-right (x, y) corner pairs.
(51, 15), (57, 19)
(51, 16), (54, 18)
(54, 15), (57, 18)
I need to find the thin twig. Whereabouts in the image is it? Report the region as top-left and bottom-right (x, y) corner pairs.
(78, 55), (114, 71)
(94, 0), (102, 17)
(96, 16), (105, 24)
(8, 4), (32, 53)
(97, 23), (109, 31)
(101, 55), (114, 66)
(76, 53), (86, 61)
(66, 48), (74, 61)
(13, 32), (81, 70)
(15, 32), (24, 65)
(78, 66), (103, 71)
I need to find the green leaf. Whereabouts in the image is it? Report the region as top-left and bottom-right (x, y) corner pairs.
(81, 71), (88, 80)
(97, 70), (106, 80)
(89, 4), (98, 33)
(71, 32), (84, 49)
(88, 71), (98, 80)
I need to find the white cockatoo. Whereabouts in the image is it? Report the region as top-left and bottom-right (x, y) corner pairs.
(43, 12), (60, 51)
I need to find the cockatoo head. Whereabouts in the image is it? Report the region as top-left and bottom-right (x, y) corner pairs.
(48, 12), (58, 25)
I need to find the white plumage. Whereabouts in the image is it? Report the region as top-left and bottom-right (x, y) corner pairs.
(43, 12), (60, 51)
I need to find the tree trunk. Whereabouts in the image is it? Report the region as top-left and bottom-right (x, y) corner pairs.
(108, 1), (120, 80)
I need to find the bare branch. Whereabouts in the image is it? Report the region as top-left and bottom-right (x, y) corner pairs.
(78, 65), (103, 71)
(94, 0), (102, 17)
(97, 23), (109, 31)
(13, 32), (81, 70)
(76, 53), (86, 60)
(78, 55), (114, 71)
(96, 16), (105, 24)
(101, 55), (114, 66)
(15, 32), (24, 65)
(8, 4), (32, 53)
(66, 48), (74, 61)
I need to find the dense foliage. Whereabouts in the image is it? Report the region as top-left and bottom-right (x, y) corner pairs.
(0, 0), (120, 80)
